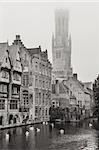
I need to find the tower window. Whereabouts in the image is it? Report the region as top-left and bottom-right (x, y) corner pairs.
(56, 51), (61, 58)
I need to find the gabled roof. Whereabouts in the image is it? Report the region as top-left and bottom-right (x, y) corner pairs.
(9, 44), (22, 72)
(59, 82), (69, 94)
(59, 82), (65, 93)
(70, 76), (91, 95)
(0, 42), (9, 63)
(9, 44), (20, 65)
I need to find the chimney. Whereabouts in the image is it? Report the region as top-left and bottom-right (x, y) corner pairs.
(73, 73), (77, 80)
(16, 35), (20, 40)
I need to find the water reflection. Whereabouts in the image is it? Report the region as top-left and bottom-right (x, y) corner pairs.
(0, 122), (99, 150)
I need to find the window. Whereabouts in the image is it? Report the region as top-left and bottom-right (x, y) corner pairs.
(0, 84), (7, 93)
(10, 100), (17, 109)
(45, 109), (47, 116)
(0, 100), (5, 109)
(42, 109), (44, 116)
(39, 93), (41, 105)
(39, 80), (41, 88)
(30, 71), (32, 75)
(39, 108), (41, 116)
(56, 51), (61, 59)
(2, 71), (9, 79)
(35, 90), (38, 105)
(43, 81), (45, 88)
(39, 64), (42, 73)
(52, 101), (55, 104)
(23, 74), (29, 86)
(42, 93), (44, 104)
(23, 91), (28, 106)
(45, 93), (48, 105)
(35, 106), (38, 116)
(46, 81), (48, 89)
(78, 101), (82, 108)
(13, 73), (20, 81)
(35, 62), (38, 72)
(13, 86), (19, 94)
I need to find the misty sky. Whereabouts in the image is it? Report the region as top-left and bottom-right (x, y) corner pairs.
(0, 1), (99, 82)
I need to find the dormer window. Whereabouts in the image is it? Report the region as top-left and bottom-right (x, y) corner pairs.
(2, 71), (9, 79)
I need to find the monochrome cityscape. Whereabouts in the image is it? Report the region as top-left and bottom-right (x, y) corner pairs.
(0, 4), (99, 150)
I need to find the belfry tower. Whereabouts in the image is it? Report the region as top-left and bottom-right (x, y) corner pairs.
(52, 9), (72, 79)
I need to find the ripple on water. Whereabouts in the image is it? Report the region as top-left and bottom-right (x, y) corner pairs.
(49, 133), (98, 150)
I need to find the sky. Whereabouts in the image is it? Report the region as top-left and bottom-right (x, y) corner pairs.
(0, 1), (99, 82)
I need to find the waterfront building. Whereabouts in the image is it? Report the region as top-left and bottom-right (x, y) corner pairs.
(12, 35), (35, 123)
(8, 43), (22, 124)
(0, 42), (11, 125)
(51, 80), (70, 109)
(0, 35), (52, 126)
(63, 74), (93, 119)
(27, 47), (52, 122)
(51, 79), (78, 121)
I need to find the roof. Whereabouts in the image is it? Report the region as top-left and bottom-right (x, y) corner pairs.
(72, 76), (91, 95)
(9, 44), (22, 72)
(9, 44), (19, 65)
(59, 82), (68, 93)
(27, 47), (41, 55)
(0, 42), (9, 63)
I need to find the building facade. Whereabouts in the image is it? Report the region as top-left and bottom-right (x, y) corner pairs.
(0, 35), (52, 126)
(0, 43), (11, 125)
(51, 79), (78, 121)
(28, 47), (52, 122)
(8, 44), (22, 124)
(63, 74), (93, 119)
(12, 35), (35, 123)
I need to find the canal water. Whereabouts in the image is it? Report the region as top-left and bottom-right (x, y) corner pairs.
(0, 121), (99, 150)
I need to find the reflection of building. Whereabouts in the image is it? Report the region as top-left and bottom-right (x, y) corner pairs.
(52, 9), (72, 79)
